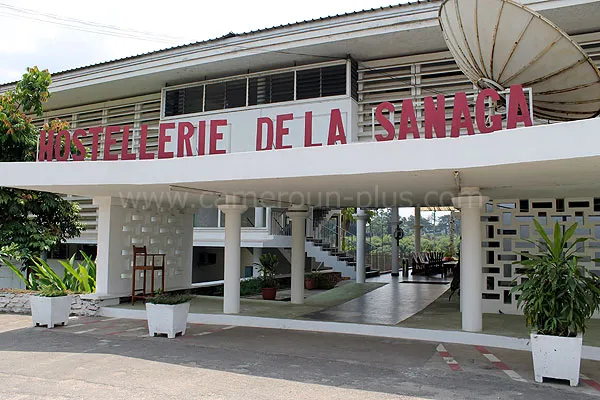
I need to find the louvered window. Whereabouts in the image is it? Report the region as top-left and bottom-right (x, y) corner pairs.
(297, 64), (346, 100)
(163, 60), (355, 118)
(164, 86), (204, 116)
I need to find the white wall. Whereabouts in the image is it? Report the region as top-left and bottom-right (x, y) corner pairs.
(164, 97), (357, 155)
(94, 197), (193, 296)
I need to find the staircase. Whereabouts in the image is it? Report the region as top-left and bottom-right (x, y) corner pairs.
(304, 208), (356, 279)
(305, 237), (357, 279)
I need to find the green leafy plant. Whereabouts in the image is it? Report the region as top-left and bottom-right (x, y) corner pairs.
(37, 286), (68, 297)
(511, 220), (600, 337)
(253, 253), (279, 289)
(0, 251), (96, 293)
(0, 67), (82, 259)
(147, 293), (193, 305)
(0, 256), (38, 290)
(57, 252), (96, 293)
(240, 278), (263, 296)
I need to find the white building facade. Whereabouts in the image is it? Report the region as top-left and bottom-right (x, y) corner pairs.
(1, 0), (600, 331)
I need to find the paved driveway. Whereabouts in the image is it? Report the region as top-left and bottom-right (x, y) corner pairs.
(0, 314), (599, 399)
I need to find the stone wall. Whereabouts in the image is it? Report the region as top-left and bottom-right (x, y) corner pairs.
(0, 292), (104, 317)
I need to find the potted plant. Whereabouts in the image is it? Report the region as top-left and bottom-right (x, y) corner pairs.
(30, 286), (72, 329)
(146, 292), (193, 338)
(305, 271), (321, 290)
(511, 220), (600, 387)
(254, 253), (279, 300)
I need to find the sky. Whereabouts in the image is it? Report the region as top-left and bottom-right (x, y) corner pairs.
(0, 0), (412, 83)
(0, 0), (443, 220)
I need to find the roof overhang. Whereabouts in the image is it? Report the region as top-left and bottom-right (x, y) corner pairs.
(3, 0), (598, 111)
(2, 119), (600, 208)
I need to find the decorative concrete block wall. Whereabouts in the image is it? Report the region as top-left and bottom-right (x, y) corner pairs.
(481, 197), (600, 316)
(95, 197), (194, 296)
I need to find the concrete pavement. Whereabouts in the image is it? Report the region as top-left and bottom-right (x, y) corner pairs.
(0, 314), (599, 399)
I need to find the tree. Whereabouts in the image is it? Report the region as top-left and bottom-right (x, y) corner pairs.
(0, 67), (83, 260)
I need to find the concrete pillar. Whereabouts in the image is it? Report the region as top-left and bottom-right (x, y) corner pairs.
(255, 207), (265, 228)
(288, 205), (309, 304)
(265, 207), (272, 233)
(391, 207), (400, 276)
(449, 211), (456, 258)
(252, 247), (262, 277)
(354, 208), (368, 284)
(218, 196), (248, 314)
(414, 205), (422, 255)
(452, 188), (488, 332)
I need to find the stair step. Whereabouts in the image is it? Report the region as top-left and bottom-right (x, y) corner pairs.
(366, 270), (380, 278)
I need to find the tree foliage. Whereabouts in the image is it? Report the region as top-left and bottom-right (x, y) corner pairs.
(0, 67), (82, 259)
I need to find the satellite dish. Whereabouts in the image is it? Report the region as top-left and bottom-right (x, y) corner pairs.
(438, 0), (600, 121)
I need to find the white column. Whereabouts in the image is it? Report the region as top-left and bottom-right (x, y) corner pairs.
(449, 211), (456, 258)
(354, 208), (368, 284)
(265, 207), (272, 233)
(288, 206), (309, 304)
(414, 205), (422, 255)
(252, 247), (262, 277)
(218, 197), (247, 314)
(255, 207), (265, 228)
(452, 189), (488, 332)
(391, 207), (400, 276)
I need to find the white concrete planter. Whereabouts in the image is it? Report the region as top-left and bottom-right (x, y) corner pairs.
(30, 295), (72, 329)
(146, 302), (190, 338)
(531, 332), (582, 386)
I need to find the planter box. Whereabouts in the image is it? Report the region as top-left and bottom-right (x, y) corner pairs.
(531, 332), (582, 386)
(30, 295), (72, 329)
(146, 302), (190, 338)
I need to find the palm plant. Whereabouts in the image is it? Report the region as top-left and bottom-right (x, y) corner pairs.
(511, 220), (600, 337)
(1, 251), (96, 293)
(253, 253), (278, 289)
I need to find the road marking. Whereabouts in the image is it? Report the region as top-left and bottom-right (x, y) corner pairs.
(194, 332), (212, 336)
(581, 374), (600, 392)
(126, 327), (145, 332)
(74, 328), (98, 334)
(436, 344), (462, 371)
(474, 346), (526, 382)
(67, 323), (84, 328)
(221, 326), (236, 331)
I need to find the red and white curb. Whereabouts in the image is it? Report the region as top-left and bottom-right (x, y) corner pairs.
(581, 374), (600, 392)
(436, 344), (462, 371)
(474, 346), (526, 382)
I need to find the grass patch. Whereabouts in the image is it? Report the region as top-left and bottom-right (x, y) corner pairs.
(305, 282), (386, 308)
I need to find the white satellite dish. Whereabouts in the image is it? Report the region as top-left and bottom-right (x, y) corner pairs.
(439, 0), (600, 121)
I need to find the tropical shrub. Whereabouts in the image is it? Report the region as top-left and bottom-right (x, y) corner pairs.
(240, 278), (263, 296)
(254, 253), (279, 289)
(37, 286), (68, 297)
(511, 220), (600, 337)
(146, 293), (193, 305)
(1, 251), (96, 293)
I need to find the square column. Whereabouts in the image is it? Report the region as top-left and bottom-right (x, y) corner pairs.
(288, 206), (309, 304)
(354, 208), (369, 284)
(254, 207), (265, 228)
(218, 197), (248, 314)
(452, 192), (488, 332)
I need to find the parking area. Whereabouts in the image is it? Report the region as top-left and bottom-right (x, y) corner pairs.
(1, 313), (600, 399)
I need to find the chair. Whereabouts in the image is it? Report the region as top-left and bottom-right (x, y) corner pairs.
(131, 246), (166, 305)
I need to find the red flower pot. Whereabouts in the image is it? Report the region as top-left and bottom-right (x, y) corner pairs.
(305, 278), (317, 290)
(261, 287), (277, 300)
